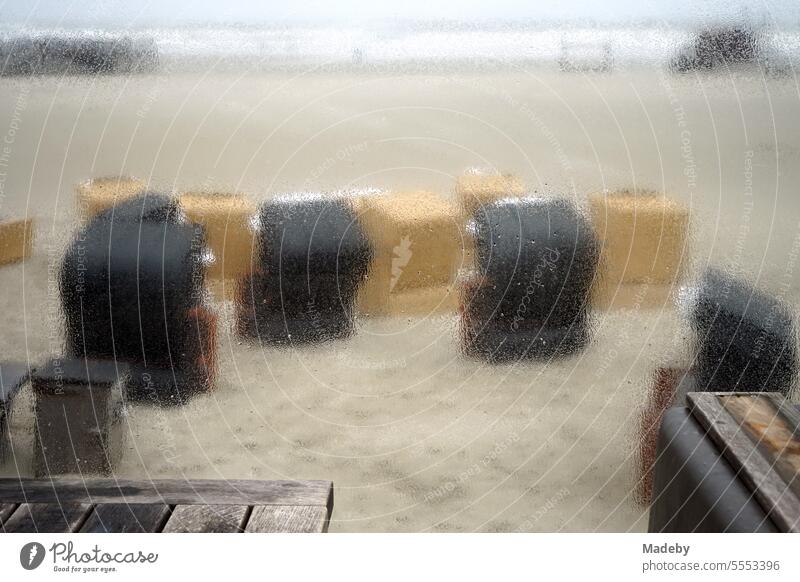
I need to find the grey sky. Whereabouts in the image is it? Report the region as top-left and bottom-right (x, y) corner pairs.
(0, 0), (797, 26)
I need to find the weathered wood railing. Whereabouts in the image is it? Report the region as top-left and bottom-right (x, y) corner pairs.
(0, 478), (333, 533)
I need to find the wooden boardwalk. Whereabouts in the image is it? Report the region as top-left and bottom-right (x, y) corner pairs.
(0, 478), (333, 533)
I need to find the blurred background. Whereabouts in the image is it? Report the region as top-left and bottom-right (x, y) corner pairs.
(0, 0), (798, 533)
(2, 0), (800, 71)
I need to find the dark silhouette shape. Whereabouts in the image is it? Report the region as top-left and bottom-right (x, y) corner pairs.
(60, 194), (214, 404)
(689, 268), (798, 395)
(237, 195), (372, 345)
(460, 198), (599, 361)
(0, 362), (31, 463)
(671, 26), (759, 72)
(31, 359), (128, 476)
(0, 34), (158, 76)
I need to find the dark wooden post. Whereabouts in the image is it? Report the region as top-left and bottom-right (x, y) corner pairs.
(31, 359), (128, 477)
(0, 363), (31, 463)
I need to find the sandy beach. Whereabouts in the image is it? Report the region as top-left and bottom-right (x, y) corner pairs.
(1, 68), (799, 531)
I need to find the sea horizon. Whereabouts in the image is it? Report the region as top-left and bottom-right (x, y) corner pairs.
(1, 21), (799, 71)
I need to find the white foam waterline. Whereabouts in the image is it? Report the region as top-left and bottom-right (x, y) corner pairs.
(1, 24), (800, 69)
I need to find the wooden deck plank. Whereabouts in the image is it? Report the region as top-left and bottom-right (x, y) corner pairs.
(0, 478), (332, 507)
(163, 505), (249, 533)
(722, 394), (800, 498)
(688, 392), (800, 533)
(3, 502), (92, 533)
(246, 505), (329, 533)
(80, 503), (171, 533)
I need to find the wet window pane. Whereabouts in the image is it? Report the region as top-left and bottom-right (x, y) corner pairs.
(0, 1), (798, 532)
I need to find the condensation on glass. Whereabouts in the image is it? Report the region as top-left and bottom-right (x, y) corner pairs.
(0, 1), (798, 532)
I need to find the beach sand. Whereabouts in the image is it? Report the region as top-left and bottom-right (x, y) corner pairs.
(1, 69), (799, 531)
